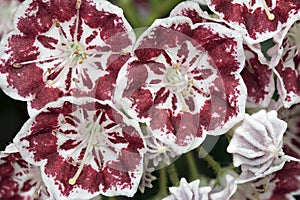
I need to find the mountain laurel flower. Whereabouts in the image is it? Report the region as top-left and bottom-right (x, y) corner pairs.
(227, 109), (297, 183)
(0, 143), (50, 199)
(13, 97), (146, 199)
(163, 178), (212, 200)
(115, 15), (246, 154)
(269, 20), (300, 108)
(0, 0), (135, 116)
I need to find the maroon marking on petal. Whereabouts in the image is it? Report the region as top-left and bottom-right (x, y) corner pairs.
(85, 30), (98, 45)
(60, 140), (81, 151)
(270, 161), (300, 200)
(175, 112), (202, 146)
(95, 74), (116, 101)
(0, 163), (14, 178)
(176, 8), (205, 24)
(185, 96), (196, 112)
(21, 132), (58, 162)
(37, 35), (58, 50)
(154, 87), (170, 105)
(242, 45), (273, 105)
(135, 48), (164, 61)
(49, 0), (77, 23)
(149, 108), (203, 145)
(0, 179), (19, 199)
(209, 0), (300, 41)
(146, 61), (166, 75)
(17, 1), (53, 36)
(122, 126), (145, 151)
(21, 180), (33, 192)
(109, 148), (142, 172)
(44, 153), (101, 196)
(131, 88), (154, 119)
(81, 68), (93, 89)
(177, 42), (189, 63)
(30, 87), (63, 112)
(171, 94), (178, 111)
(69, 16), (83, 42)
(102, 165), (132, 192)
(95, 55), (130, 101)
(192, 68), (213, 80)
(5, 34), (39, 65)
(149, 108), (173, 133)
(31, 111), (59, 134)
(276, 62), (300, 96)
(107, 54), (131, 77)
(124, 61), (148, 92)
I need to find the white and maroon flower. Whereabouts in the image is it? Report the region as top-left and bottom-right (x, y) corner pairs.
(242, 45), (275, 108)
(270, 21), (300, 108)
(206, 0), (300, 44)
(115, 16), (246, 154)
(0, 0), (135, 115)
(13, 97), (146, 199)
(163, 178), (212, 200)
(0, 143), (50, 200)
(227, 109), (296, 183)
(0, 0), (22, 41)
(230, 161), (300, 200)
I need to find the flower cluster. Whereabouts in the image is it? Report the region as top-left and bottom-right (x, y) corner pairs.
(0, 0), (299, 199)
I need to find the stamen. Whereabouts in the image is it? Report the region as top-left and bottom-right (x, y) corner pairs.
(46, 59), (71, 86)
(261, 0), (275, 21)
(54, 18), (60, 27)
(68, 123), (99, 185)
(13, 54), (68, 68)
(68, 114), (105, 186)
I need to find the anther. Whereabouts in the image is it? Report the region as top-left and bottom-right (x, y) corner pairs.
(261, 0), (275, 21)
(76, 0), (81, 10)
(13, 63), (21, 68)
(72, 77), (79, 82)
(54, 19), (60, 27)
(46, 80), (55, 86)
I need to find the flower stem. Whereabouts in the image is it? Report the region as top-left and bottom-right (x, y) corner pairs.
(185, 151), (200, 181)
(198, 146), (222, 174)
(167, 163), (179, 186)
(159, 166), (168, 197)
